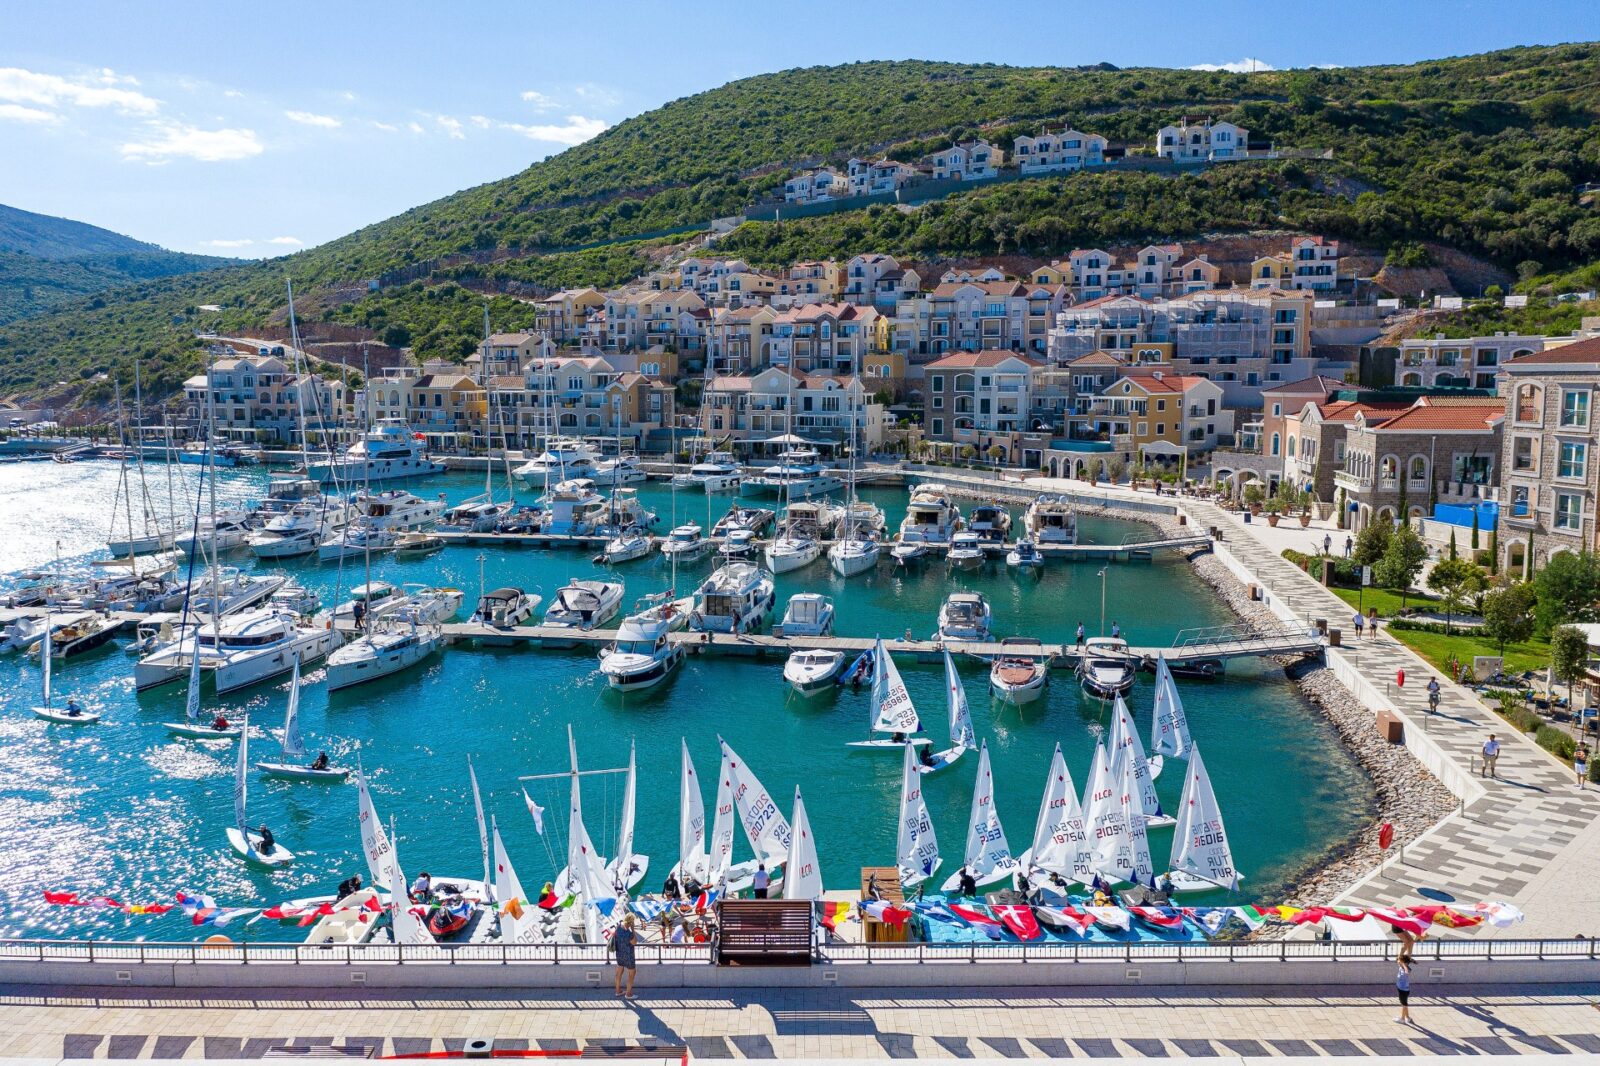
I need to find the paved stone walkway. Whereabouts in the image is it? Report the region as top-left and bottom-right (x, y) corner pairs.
(4, 983), (1598, 1059)
(1030, 478), (1600, 937)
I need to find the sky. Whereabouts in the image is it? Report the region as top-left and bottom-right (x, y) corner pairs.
(1, 0), (1596, 259)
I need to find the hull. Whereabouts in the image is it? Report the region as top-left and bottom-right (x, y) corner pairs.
(828, 544), (879, 577)
(33, 706), (101, 724)
(846, 737), (932, 749)
(227, 827), (295, 868)
(215, 630), (342, 695)
(306, 457), (445, 482)
(601, 648), (683, 692)
(250, 533), (319, 559)
(256, 761), (351, 782)
(108, 532), (175, 556)
(765, 541), (820, 574)
(1166, 870), (1244, 895)
(659, 542), (713, 563)
(165, 722), (242, 739)
(326, 636), (439, 691)
(947, 552), (985, 570)
(991, 667), (1048, 704)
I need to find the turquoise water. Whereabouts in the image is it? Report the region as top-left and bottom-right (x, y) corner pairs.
(0, 461), (1373, 939)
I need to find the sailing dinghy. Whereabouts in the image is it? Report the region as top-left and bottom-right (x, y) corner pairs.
(1150, 654), (1193, 761)
(667, 738), (710, 885)
(603, 741), (651, 891)
(846, 638), (930, 749)
(915, 651), (976, 773)
(164, 628), (241, 739)
(31, 624), (101, 724)
(1012, 742), (1092, 898)
(1164, 742), (1243, 893)
(255, 659), (349, 780)
(938, 740), (1019, 893)
(225, 717), (295, 867)
(894, 740), (941, 888)
(1108, 695), (1172, 828)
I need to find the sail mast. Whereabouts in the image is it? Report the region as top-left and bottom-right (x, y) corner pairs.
(679, 738), (706, 877)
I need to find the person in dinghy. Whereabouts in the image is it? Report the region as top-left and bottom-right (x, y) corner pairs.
(256, 824), (278, 856)
(310, 751), (330, 772)
(212, 714), (231, 732)
(65, 699), (85, 718)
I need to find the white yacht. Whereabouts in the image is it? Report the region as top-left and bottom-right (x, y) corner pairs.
(590, 455), (647, 487)
(306, 420), (445, 483)
(1077, 637), (1136, 699)
(968, 503), (1012, 543)
(936, 592), (992, 643)
(543, 580), (625, 630)
(352, 489), (447, 530)
(599, 528), (653, 564)
(764, 530), (820, 573)
(387, 584), (464, 625)
(182, 567), (286, 618)
(470, 587), (540, 628)
(673, 450), (741, 493)
(946, 531), (988, 570)
(890, 530), (932, 564)
(688, 564), (775, 634)
(438, 495), (511, 533)
(134, 609), (342, 694)
(316, 522), (397, 562)
(738, 448), (843, 499)
(540, 479), (609, 536)
(598, 610), (684, 692)
(659, 523), (713, 563)
(898, 486), (962, 549)
(990, 639), (1050, 704)
(776, 593), (834, 637)
(1006, 538), (1045, 571)
(596, 487), (657, 534)
(765, 500), (838, 574)
(173, 507), (256, 556)
(394, 531), (445, 556)
(249, 500), (354, 559)
(325, 618), (442, 691)
(711, 505), (776, 538)
(513, 438), (601, 484)
(838, 499), (888, 540)
(332, 581), (405, 629)
(828, 534), (880, 577)
(1024, 495), (1079, 544)
(783, 649), (846, 697)
(268, 580), (320, 617)
(720, 528), (758, 560)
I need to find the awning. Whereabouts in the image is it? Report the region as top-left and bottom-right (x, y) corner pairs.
(1139, 440), (1185, 457)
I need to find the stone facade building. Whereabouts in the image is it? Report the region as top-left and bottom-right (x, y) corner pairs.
(1336, 398), (1504, 533)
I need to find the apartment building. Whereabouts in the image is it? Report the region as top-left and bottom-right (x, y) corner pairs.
(778, 261), (843, 303)
(1257, 375), (1347, 467)
(921, 280), (1072, 357)
(532, 289), (605, 342)
(1012, 128), (1107, 173)
(765, 303), (879, 375)
(705, 306), (779, 375)
(1066, 371), (1231, 460)
(469, 332), (555, 378)
(182, 353), (350, 445)
(1499, 338), (1600, 577)
(923, 350), (1044, 444)
(1281, 398), (1411, 503)
(405, 372), (487, 449)
(846, 158), (920, 197)
(841, 254), (904, 304)
(926, 139), (1003, 180)
(1336, 398), (1503, 533)
(783, 167), (845, 204)
(1288, 236), (1341, 291)
(1397, 332), (1545, 390)
(702, 367), (885, 448)
(600, 289), (707, 352)
(1156, 119), (1248, 161)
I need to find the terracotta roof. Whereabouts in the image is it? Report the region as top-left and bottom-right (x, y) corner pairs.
(1066, 351), (1128, 367)
(1504, 336), (1600, 366)
(1369, 404), (1502, 432)
(1315, 400), (1409, 424)
(1121, 372), (1211, 393)
(488, 374), (524, 389)
(925, 350), (1045, 370)
(1261, 374), (1344, 395)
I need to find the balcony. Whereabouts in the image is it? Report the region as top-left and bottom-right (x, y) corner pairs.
(1334, 470), (1369, 492)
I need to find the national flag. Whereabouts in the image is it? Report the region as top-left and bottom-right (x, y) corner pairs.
(909, 900), (966, 925)
(692, 887), (720, 913)
(1321, 906), (1367, 922)
(1367, 906), (1430, 936)
(860, 899), (914, 926)
(1465, 901), (1525, 928)
(123, 903), (173, 916)
(523, 789), (545, 835)
(43, 891), (82, 906)
(1037, 904), (1095, 936)
(1181, 907), (1231, 935)
(1232, 905), (1273, 931)
(1407, 905), (1484, 929)
(629, 898), (672, 921)
(1285, 907), (1329, 926)
(503, 897), (526, 921)
(946, 903), (1004, 934)
(818, 900), (853, 931)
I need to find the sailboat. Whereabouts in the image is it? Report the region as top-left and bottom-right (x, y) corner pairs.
(1115, 739), (1157, 889)
(31, 622), (100, 723)
(915, 651), (976, 773)
(1107, 695), (1173, 827)
(894, 740), (940, 887)
(603, 741), (650, 892)
(1150, 655), (1193, 761)
(492, 818), (553, 944)
(226, 717), (295, 867)
(719, 735), (792, 884)
(1164, 743), (1243, 893)
(1012, 743), (1093, 897)
(163, 627), (241, 739)
(669, 739), (710, 885)
(938, 740), (1018, 892)
(255, 659), (348, 780)
(1083, 741), (1134, 886)
(545, 730), (646, 899)
(782, 787), (823, 901)
(562, 729), (619, 942)
(355, 770), (434, 945)
(827, 405), (879, 577)
(846, 638), (930, 749)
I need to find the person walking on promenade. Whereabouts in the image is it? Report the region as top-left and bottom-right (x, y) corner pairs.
(1481, 734), (1501, 779)
(1367, 607), (1380, 639)
(611, 914), (639, 997)
(1353, 611), (1365, 640)
(1575, 746), (1589, 789)
(1395, 957), (1413, 1025)
(1345, 535), (1353, 558)
(1323, 533), (1332, 556)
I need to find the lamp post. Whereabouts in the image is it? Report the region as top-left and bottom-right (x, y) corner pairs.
(1099, 567), (1109, 637)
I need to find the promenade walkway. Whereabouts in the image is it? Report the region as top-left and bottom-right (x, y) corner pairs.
(1031, 477), (1600, 939)
(3, 982), (1598, 1059)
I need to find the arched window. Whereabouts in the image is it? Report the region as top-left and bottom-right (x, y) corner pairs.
(389, 390), (400, 405)
(1516, 383), (1542, 423)
(1270, 433), (1280, 456)
(1409, 456), (1427, 481)
(1287, 437), (1297, 458)
(1401, 373), (1422, 386)
(954, 373), (975, 392)
(1380, 455), (1398, 480)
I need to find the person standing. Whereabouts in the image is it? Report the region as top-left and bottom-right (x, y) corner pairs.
(1076, 622), (1086, 649)
(1394, 957), (1413, 1024)
(1481, 734), (1501, 779)
(752, 863), (770, 899)
(1368, 607), (1380, 639)
(611, 914), (638, 997)
(1323, 533), (1332, 557)
(1353, 611), (1365, 640)
(1345, 535), (1353, 558)
(1575, 746), (1589, 789)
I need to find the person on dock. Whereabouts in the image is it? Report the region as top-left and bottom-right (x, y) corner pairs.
(1481, 734), (1501, 779)
(1110, 621), (1121, 639)
(611, 914), (638, 998)
(1076, 623), (1086, 648)
(1352, 611), (1365, 640)
(662, 870), (681, 900)
(957, 866), (977, 898)
(1394, 957), (1413, 1025)
(752, 863), (770, 899)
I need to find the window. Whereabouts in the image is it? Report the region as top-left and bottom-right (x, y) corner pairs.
(1270, 433), (1280, 456)
(931, 396), (943, 410)
(1409, 456), (1427, 481)
(931, 418), (944, 436)
(1561, 390), (1589, 428)
(930, 375), (944, 392)
(1556, 492), (1583, 530)
(1512, 485), (1531, 517)
(1513, 436), (1536, 472)
(1515, 383), (1541, 423)
(1560, 441), (1587, 479)
(1271, 404), (1281, 417)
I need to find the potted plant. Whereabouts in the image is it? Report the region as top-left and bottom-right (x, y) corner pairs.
(1297, 489), (1313, 527)
(1243, 484), (1265, 515)
(1263, 497), (1287, 526)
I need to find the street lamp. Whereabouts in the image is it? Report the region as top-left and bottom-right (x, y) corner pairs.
(1098, 567), (1109, 637)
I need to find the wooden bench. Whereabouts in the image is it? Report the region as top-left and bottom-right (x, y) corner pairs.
(860, 865), (909, 944)
(714, 899), (814, 966)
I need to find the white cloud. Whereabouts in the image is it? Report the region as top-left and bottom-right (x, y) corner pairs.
(434, 114), (465, 139)
(571, 83), (621, 108)
(0, 65), (161, 115)
(1188, 58), (1275, 74)
(501, 114), (608, 146)
(97, 68), (140, 87)
(285, 109), (341, 128)
(223, 89), (244, 99)
(469, 114), (492, 129)
(266, 236), (303, 246)
(121, 122), (263, 163)
(340, 90), (358, 102)
(0, 103), (60, 124)
(520, 90), (559, 111)
(373, 121), (399, 132)
(203, 238), (254, 248)
(407, 121), (424, 134)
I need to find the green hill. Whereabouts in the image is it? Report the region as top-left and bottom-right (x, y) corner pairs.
(0, 203), (163, 259)
(1, 44), (1598, 403)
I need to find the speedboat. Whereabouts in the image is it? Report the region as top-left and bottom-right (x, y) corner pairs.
(4, 612), (90, 654)
(513, 437), (601, 484)
(719, 529), (758, 560)
(739, 448), (843, 499)
(598, 609), (684, 691)
(394, 531), (445, 556)
(438, 495), (511, 533)
(898, 485), (962, 548)
(325, 619), (442, 691)
(890, 531), (931, 564)
(543, 580), (624, 630)
(352, 489), (447, 530)
(1024, 495), (1078, 544)
(776, 593), (834, 637)
(316, 522), (397, 562)
(136, 609), (342, 694)
(674, 450), (742, 492)
(33, 616), (117, 659)
(1077, 637), (1136, 698)
(712, 505), (776, 537)
(968, 503), (1012, 542)
(1006, 538), (1045, 572)
(936, 592), (992, 643)
(470, 587), (540, 628)
(688, 564), (775, 634)
(305, 419), (445, 483)
(659, 523), (713, 563)
(539, 478), (609, 536)
(946, 531), (987, 570)
(599, 528), (653, 564)
(783, 649), (845, 696)
(990, 639), (1049, 705)
(590, 454), (647, 487)
(249, 476), (323, 527)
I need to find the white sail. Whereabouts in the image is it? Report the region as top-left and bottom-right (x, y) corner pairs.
(1027, 743), (1093, 883)
(386, 826), (434, 945)
(1150, 655), (1192, 759)
(1084, 742), (1133, 883)
(1169, 743), (1238, 889)
(895, 740), (940, 883)
(281, 658), (305, 759)
(679, 739), (706, 877)
(708, 745), (736, 882)
(782, 786), (823, 901)
(468, 758), (490, 895)
(960, 741), (1016, 880)
(40, 624), (51, 707)
(233, 715), (249, 834)
(566, 730), (613, 904)
(870, 638), (920, 735)
(355, 770), (393, 888)
(943, 650), (975, 751)
(720, 736), (792, 863)
(492, 819), (540, 943)
(184, 626), (202, 723)
(614, 741), (637, 879)
(1114, 742), (1156, 887)
(1109, 696), (1164, 820)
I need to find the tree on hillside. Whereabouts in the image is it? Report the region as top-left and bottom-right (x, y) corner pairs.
(1481, 582), (1536, 654)
(1532, 550), (1600, 638)
(1353, 520), (1392, 568)
(1550, 625), (1590, 714)
(1427, 558), (1487, 633)
(1374, 523), (1428, 608)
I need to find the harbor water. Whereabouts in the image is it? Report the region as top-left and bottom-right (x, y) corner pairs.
(0, 460), (1374, 939)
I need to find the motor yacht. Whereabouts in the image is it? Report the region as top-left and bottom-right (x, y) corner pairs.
(134, 608), (342, 694)
(316, 522), (397, 562)
(946, 531), (987, 570)
(711, 505), (776, 537)
(590, 454), (647, 487)
(936, 592), (992, 643)
(659, 523), (713, 563)
(898, 486), (962, 549)
(968, 503), (1013, 542)
(672, 450), (741, 492)
(470, 587), (540, 629)
(267, 580), (320, 617)
(688, 564), (775, 634)
(543, 580), (625, 630)
(990, 638), (1049, 704)
(598, 610), (684, 692)
(182, 568), (285, 617)
(306, 420), (445, 483)
(889, 530), (931, 564)
(1024, 495), (1079, 544)
(775, 593), (834, 637)
(388, 584), (464, 625)
(1077, 637), (1137, 699)
(512, 438), (601, 484)
(738, 448), (843, 499)
(249, 500), (354, 559)
(173, 510), (256, 556)
(719, 528), (758, 560)
(33, 615), (118, 659)
(438, 495), (512, 534)
(332, 581), (404, 629)
(783, 649), (846, 697)
(352, 489), (447, 530)
(1006, 538), (1045, 571)
(394, 531), (446, 556)
(595, 487), (657, 534)
(539, 479), (609, 536)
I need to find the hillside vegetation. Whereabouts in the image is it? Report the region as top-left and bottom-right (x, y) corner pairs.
(1, 44), (1597, 402)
